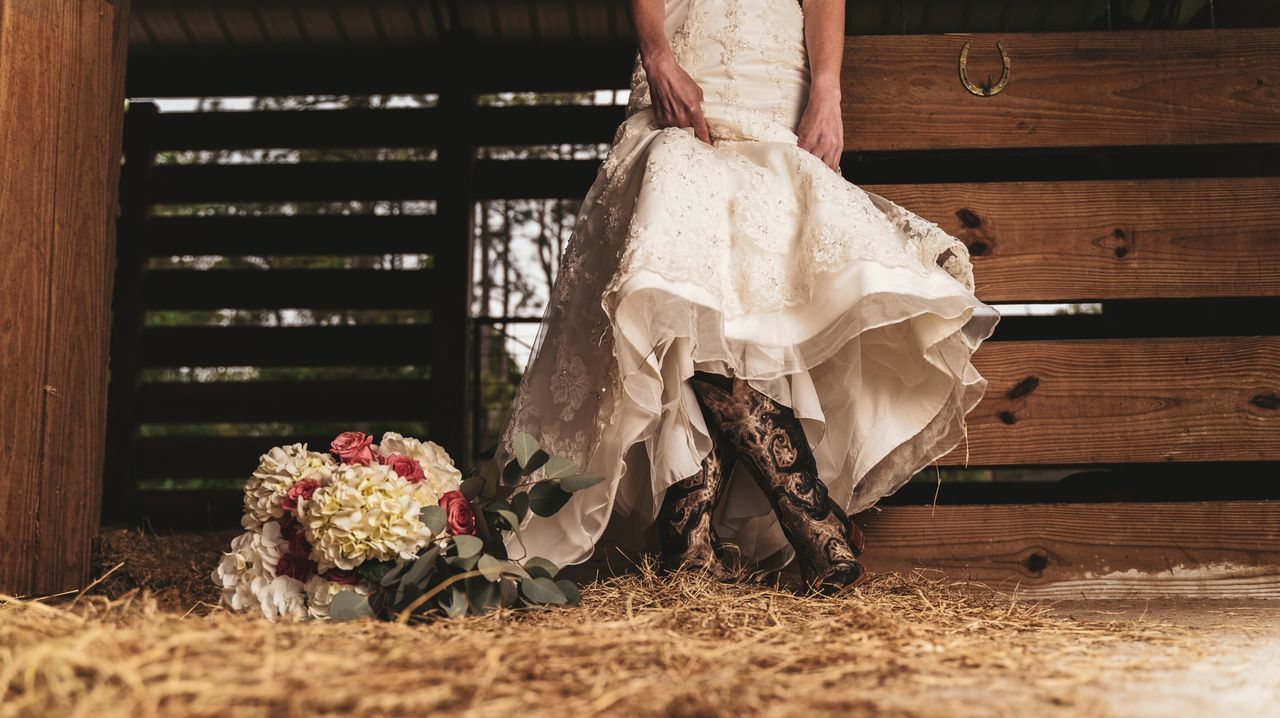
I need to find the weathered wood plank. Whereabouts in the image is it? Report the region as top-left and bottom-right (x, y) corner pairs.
(139, 325), (434, 367)
(135, 380), (437, 423)
(938, 336), (1280, 466)
(142, 269), (435, 309)
(144, 215), (440, 256)
(855, 501), (1280, 599)
(145, 105), (623, 150)
(867, 177), (1280, 301)
(844, 28), (1280, 150)
(0, 0), (128, 595)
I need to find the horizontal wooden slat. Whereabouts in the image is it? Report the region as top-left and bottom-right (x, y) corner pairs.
(143, 105), (624, 151)
(143, 215), (439, 256)
(147, 162), (442, 202)
(139, 325), (433, 367)
(125, 45), (639, 97)
(146, 159), (600, 202)
(868, 177), (1280, 301)
(844, 28), (1280, 151)
(856, 501), (1280, 599)
(136, 380), (436, 422)
(142, 269), (433, 308)
(936, 336), (1280, 465)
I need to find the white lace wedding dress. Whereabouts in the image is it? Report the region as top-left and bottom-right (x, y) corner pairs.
(493, 0), (1000, 571)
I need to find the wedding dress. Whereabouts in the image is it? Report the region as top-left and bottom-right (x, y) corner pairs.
(493, 0), (1000, 571)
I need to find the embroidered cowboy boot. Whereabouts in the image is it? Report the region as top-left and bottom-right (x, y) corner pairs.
(655, 390), (738, 580)
(688, 370), (868, 595)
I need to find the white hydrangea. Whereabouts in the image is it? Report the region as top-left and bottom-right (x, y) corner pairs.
(376, 432), (463, 501)
(211, 522), (306, 621)
(298, 462), (436, 571)
(259, 575), (307, 622)
(304, 574), (372, 620)
(242, 443), (336, 528)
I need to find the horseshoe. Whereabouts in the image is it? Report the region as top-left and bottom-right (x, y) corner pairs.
(958, 41), (1011, 97)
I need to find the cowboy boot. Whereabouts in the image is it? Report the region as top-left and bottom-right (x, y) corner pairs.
(655, 387), (738, 580)
(688, 370), (868, 595)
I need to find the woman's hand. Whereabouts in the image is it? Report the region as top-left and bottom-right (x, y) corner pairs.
(644, 52), (712, 144)
(797, 84), (843, 171)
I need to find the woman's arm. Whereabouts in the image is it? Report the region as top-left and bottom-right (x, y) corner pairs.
(796, 0), (845, 170)
(628, 0), (711, 144)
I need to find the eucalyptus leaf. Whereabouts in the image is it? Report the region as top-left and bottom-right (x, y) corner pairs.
(520, 449), (550, 475)
(379, 560), (410, 587)
(513, 432), (540, 468)
(420, 505), (447, 535)
(541, 455), (578, 481)
(477, 553), (503, 582)
(451, 534), (484, 559)
(492, 509), (521, 531)
(555, 579), (582, 606)
(500, 561), (531, 579)
(467, 576), (502, 613)
(499, 577), (521, 608)
(560, 473), (606, 493)
(523, 556), (559, 579)
(502, 459), (524, 488)
(528, 480), (573, 517)
(447, 552), (481, 571)
(520, 576), (568, 605)
(330, 591), (376, 621)
(442, 583), (470, 618)
(459, 474), (484, 500)
(402, 546), (441, 589)
(511, 491), (530, 522)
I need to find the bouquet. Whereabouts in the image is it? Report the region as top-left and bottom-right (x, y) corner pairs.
(212, 430), (601, 622)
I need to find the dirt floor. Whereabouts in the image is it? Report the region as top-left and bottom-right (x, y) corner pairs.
(0, 529), (1276, 718)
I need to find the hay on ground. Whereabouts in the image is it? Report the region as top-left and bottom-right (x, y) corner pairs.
(0, 530), (1199, 718)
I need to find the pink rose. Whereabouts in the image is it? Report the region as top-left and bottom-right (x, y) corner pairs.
(439, 490), (476, 536)
(330, 431), (375, 465)
(382, 453), (425, 484)
(280, 478), (320, 511)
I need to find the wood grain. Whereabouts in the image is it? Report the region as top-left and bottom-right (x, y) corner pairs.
(843, 29), (1280, 150)
(0, 0), (129, 595)
(866, 177), (1280, 301)
(855, 501), (1280, 599)
(937, 336), (1280, 466)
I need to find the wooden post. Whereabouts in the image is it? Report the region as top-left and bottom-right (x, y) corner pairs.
(431, 31), (478, 464)
(0, 0), (131, 595)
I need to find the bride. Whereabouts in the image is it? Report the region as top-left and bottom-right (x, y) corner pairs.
(493, 0), (1000, 593)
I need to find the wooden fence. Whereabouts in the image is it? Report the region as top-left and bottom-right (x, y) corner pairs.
(103, 27), (1280, 597)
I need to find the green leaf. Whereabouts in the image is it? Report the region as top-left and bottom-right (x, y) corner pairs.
(448, 552), (481, 570)
(520, 576), (568, 605)
(479, 457), (500, 494)
(528, 480), (573, 517)
(451, 534), (484, 559)
(379, 560), (410, 587)
(560, 473), (606, 493)
(520, 449), (550, 475)
(402, 546), (441, 590)
(330, 591), (376, 621)
(442, 583), (470, 618)
(555, 579), (583, 606)
(513, 432), (540, 468)
(491, 508), (521, 531)
(466, 576), (502, 613)
(420, 505), (447, 535)
(477, 553), (503, 582)
(523, 556), (559, 579)
(511, 491), (530, 522)
(499, 577), (521, 608)
(542, 456), (578, 481)
(500, 560), (531, 579)
(502, 459), (524, 487)
(459, 475), (484, 500)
